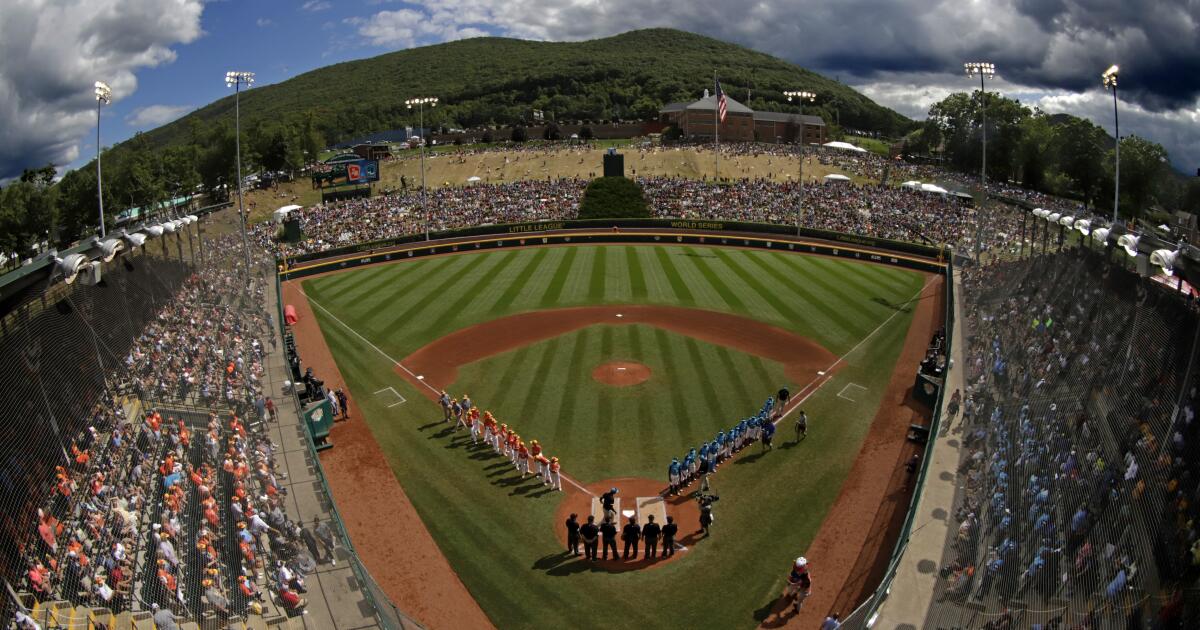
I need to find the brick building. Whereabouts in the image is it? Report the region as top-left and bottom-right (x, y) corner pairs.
(658, 91), (827, 145)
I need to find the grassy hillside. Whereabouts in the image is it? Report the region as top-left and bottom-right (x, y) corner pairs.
(124, 29), (911, 156)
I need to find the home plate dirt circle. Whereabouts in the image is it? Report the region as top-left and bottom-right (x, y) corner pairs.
(592, 361), (652, 386)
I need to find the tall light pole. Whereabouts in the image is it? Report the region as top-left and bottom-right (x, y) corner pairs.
(225, 71), (255, 280)
(785, 90), (816, 235)
(406, 97), (438, 241)
(1103, 65), (1120, 226)
(965, 61), (995, 259)
(94, 81), (112, 238)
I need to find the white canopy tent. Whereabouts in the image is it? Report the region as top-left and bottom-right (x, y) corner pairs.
(823, 174), (852, 182)
(466, 176), (482, 183)
(822, 141), (868, 153)
(273, 204), (301, 223)
(920, 183), (949, 194)
(900, 180), (922, 190)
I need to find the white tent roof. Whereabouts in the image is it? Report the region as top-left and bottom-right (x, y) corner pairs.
(467, 176), (482, 182)
(920, 183), (949, 194)
(823, 141), (868, 153)
(273, 204), (301, 222)
(823, 173), (851, 182)
(900, 180), (922, 189)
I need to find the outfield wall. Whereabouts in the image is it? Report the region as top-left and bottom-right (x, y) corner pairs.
(280, 225), (948, 283)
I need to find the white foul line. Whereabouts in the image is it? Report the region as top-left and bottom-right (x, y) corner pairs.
(302, 289), (596, 496)
(772, 280), (929, 427)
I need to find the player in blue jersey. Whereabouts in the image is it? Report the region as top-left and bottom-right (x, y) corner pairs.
(668, 458), (682, 495)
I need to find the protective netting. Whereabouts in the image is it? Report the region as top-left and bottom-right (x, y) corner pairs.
(0, 216), (338, 628)
(916, 240), (1200, 628)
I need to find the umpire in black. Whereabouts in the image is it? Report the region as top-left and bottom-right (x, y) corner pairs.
(580, 515), (599, 561)
(565, 513), (581, 556)
(621, 517), (641, 560)
(600, 517), (619, 560)
(662, 516), (679, 557)
(642, 515), (662, 559)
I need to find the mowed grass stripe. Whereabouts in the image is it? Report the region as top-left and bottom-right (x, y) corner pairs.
(558, 247), (598, 304)
(653, 327), (693, 444)
(490, 248), (550, 313)
(629, 325), (657, 460)
(336, 257), (454, 313)
(604, 246), (632, 303)
(515, 334), (564, 427)
(681, 247), (746, 312)
(712, 249), (805, 325)
(651, 247), (695, 304)
(626, 247), (648, 300)
(379, 250), (508, 339)
(470, 344), (533, 411)
(418, 251), (520, 330)
(587, 247), (608, 303)
(539, 246), (578, 308)
(636, 246), (680, 305)
(805, 257), (905, 315)
(360, 254), (482, 334)
(314, 263), (394, 302)
(826, 258), (914, 299)
(768, 255), (878, 333)
(682, 336), (733, 427)
(712, 345), (755, 408)
(741, 251), (859, 343)
(594, 326), (616, 459)
(549, 329), (590, 448)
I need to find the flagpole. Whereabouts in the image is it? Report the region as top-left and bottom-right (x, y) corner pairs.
(714, 72), (720, 181)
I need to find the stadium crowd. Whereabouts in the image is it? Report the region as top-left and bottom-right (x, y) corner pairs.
(14, 235), (337, 625)
(935, 247), (1196, 626)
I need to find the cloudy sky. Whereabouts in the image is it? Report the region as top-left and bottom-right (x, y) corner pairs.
(1, 0), (1197, 182)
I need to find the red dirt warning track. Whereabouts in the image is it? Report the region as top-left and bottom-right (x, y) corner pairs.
(282, 282), (494, 630)
(397, 305), (838, 400)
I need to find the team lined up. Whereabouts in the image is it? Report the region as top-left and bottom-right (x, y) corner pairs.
(438, 390), (564, 491)
(668, 397), (782, 495)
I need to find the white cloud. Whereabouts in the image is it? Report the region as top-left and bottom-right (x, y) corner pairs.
(0, 0), (203, 180)
(256, 17), (273, 27)
(350, 9), (488, 48)
(125, 104), (194, 128)
(301, 0), (331, 12)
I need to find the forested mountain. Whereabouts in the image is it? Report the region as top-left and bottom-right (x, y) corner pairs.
(136, 28), (911, 153)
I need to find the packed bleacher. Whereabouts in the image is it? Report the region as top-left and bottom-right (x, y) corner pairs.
(929, 246), (1198, 627)
(5, 230), (333, 627)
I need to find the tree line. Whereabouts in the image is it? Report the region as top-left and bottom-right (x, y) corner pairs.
(0, 113), (325, 258)
(907, 91), (1199, 220)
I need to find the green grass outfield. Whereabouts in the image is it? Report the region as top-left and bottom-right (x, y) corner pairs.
(301, 245), (927, 629)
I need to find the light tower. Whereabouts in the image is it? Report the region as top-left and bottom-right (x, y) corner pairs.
(784, 90), (816, 235)
(406, 97), (438, 240)
(94, 81), (112, 237)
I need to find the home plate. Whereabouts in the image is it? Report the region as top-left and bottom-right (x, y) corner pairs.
(621, 509), (636, 519)
(616, 313), (624, 318)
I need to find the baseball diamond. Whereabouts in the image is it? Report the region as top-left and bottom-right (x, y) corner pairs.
(284, 242), (941, 628)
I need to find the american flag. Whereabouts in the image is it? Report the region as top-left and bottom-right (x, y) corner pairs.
(715, 80), (727, 123)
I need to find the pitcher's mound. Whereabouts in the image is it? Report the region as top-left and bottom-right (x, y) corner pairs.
(592, 361), (652, 387)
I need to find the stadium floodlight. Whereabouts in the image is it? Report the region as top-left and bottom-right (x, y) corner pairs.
(94, 81), (112, 238)
(96, 238), (123, 262)
(162, 220), (177, 234)
(186, 214), (198, 223)
(1092, 227), (1111, 245)
(1102, 65), (1120, 226)
(965, 62), (996, 260)
(225, 70), (255, 282)
(121, 230), (146, 249)
(56, 253), (88, 284)
(1059, 215), (1075, 227)
(145, 224), (165, 238)
(407, 96), (439, 241)
(1151, 248), (1178, 275)
(1074, 219), (1092, 235)
(1047, 212), (1061, 224)
(1117, 232), (1140, 256)
(784, 90), (817, 236)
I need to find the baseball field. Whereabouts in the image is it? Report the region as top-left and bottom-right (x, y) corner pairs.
(283, 242), (942, 629)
